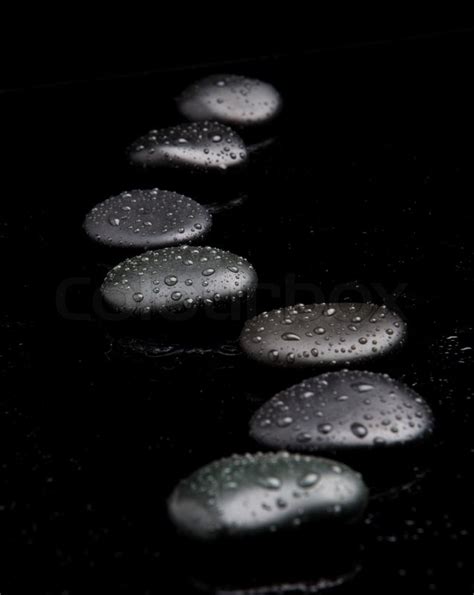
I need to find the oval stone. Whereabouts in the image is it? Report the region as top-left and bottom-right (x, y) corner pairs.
(83, 188), (212, 249)
(239, 303), (406, 368)
(127, 121), (247, 172)
(176, 74), (282, 129)
(250, 370), (434, 454)
(100, 245), (257, 316)
(168, 452), (368, 541)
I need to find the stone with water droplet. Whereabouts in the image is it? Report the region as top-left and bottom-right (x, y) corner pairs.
(249, 370), (434, 454)
(100, 245), (257, 318)
(83, 188), (212, 249)
(127, 121), (247, 173)
(176, 74), (282, 130)
(167, 452), (368, 541)
(239, 303), (406, 368)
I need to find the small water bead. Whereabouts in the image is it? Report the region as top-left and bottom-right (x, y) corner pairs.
(351, 423), (368, 439)
(298, 473), (320, 488)
(258, 476), (282, 490)
(318, 423), (333, 434)
(133, 292), (144, 302)
(351, 382), (374, 393)
(249, 370), (434, 454)
(297, 432), (313, 443)
(165, 275), (178, 286)
(281, 332), (301, 341)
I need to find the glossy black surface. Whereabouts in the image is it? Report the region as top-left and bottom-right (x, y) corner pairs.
(100, 246), (257, 318)
(176, 74), (282, 130)
(2, 31), (474, 594)
(249, 370), (434, 453)
(127, 121), (247, 173)
(240, 303), (406, 368)
(168, 452), (368, 541)
(83, 188), (212, 249)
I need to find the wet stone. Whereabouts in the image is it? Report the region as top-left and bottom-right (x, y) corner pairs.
(167, 452), (368, 541)
(127, 121), (247, 173)
(83, 188), (212, 249)
(240, 303), (406, 368)
(176, 74), (282, 129)
(100, 245), (257, 318)
(250, 370), (434, 453)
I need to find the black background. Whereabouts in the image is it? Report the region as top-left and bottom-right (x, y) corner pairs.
(1, 25), (474, 594)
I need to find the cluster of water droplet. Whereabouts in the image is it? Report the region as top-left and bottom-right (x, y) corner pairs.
(240, 302), (406, 367)
(101, 245), (257, 315)
(83, 188), (212, 248)
(128, 121), (247, 171)
(250, 370), (434, 452)
(168, 452), (367, 540)
(177, 74), (282, 128)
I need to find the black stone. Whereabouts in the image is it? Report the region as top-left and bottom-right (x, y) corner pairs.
(167, 452), (368, 542)
(83, 188), (212, 249)
(100, 245), (257, 318)
(250, 370), (434, 454)
(127, 121), (247, 173)
(240, 303), (406, 368)
(176, 74), (282, 130)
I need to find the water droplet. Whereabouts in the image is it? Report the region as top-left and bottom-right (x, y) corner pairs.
(296, 432), (312, 443)
(351, 422), (368, 438)
(351, 382), (374, 393)
(281, 332), (301, 341)
(165, 275), (178, 286)
(277, 416), (293, 427)
(259, 476), (281, 490)
(318, 423), (333, 434)
(298, 473), (319, 488)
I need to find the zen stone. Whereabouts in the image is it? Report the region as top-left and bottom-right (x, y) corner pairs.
(100, 245), (257, 317)
(168, 452), (368, 541)
(176, 74), (282, 129)
(83, 188), (211, 249)
(250, 370), (434, 453)
(127, 121), (247, 173)
(240, 303), (406, 368)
